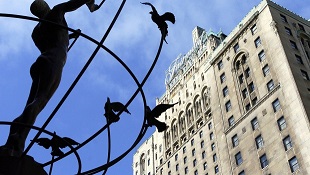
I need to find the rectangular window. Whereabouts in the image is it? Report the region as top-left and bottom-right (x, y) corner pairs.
(245, 68), (251, 78)
(289, 156), (299, 172)
(277, 116), (286, 131)
(185, 167), (188, 174)
(192, 149), (195, 156)
(239, 74), (244, 84)
(251, 117), (259, 130)
(199, 131), (203, 138)
(183, 146), (186, 154)
(290, 40), (298, 49)
(232, 134), (239, 147)
(202, 151), (206, 159)
(193, 159), (197, 167)
(218, 60), (223, 70)
(235, 152), (243, 166)
(208, 122), (212, 130)
(200, 141), (204, 148)
(252, 97), (258, 106)
(245, 103), (251, 111)
(203, 162), (207, 170)
(262, 64), (270, 76)
(272, 98), (281, 112)
(280, 14), (288, 23)
(301, 69), (309, 80)
(167, 161), (170, 168)
(210, 132), (214, 140)
(175, 154), (178, 161)
(211, 143), (216, 151)
(191, 139), (194, 146)
(194, 170), (198, 175)
(228, 116), (235, 126)
(234, 43), (240, 53)
(176, 164), (179, 171)
(251, 24), (257, 35)
(255, 135), (264, 149)
(242, 88), (248, 99)
(254, 37), (262, 48)
(225, 100), (232, 112)
(215, 165), (219, 174)
(285, 27), (292, 35)
(223, 86), (229, 97)
(258, 50), (266, 62)
(220, 73), (226, 83)
(283, 135), (293, 150)
(267, 79), (275, 91)
(184, 156), (187, 164)
(260, 154), (268, 168)
(295, 54), (303, 64)
(248, 82), (255, 93)
(213, 154), (217, 162)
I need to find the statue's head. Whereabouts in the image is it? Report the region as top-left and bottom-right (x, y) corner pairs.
(30, 0), (51, 18)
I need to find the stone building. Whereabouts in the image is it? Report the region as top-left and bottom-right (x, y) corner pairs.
(133, 0), (310, 174)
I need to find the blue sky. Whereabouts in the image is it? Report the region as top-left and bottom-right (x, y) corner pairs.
(0, 0), (309, 174)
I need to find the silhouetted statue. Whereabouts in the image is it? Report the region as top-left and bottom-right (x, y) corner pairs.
(0, 0), (99, 157)
(141, 2), (175, 44)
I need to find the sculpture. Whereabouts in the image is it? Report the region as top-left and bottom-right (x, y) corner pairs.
(0, 0), (99, 157)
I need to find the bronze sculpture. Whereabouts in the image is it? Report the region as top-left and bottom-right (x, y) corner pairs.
(0, 0), (99, 157)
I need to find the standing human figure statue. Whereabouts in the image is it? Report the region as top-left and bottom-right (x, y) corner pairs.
(0, 0), (99, 157)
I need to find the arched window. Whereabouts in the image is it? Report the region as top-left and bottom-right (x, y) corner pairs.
(202, 87), (210, 109)
(171, 119), (178, 141)
(140, 153), (146, 174)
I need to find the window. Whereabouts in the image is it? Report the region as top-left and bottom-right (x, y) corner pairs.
(184, 156), (187, 164)
(203, 162), (207, 170)
(148, 159), (150, 166)
(211, 143), (216, 151)
(242, 88), (248, 99)
(175, 154), (178, 161)
(210, 132), (214, 140)
(194, 170), (198, 175)
(183, 146), (186, 154)
(254, 37), (262, 48)
(202, 151), (206, 159)
(232, 134), (239, 147)
(260, 154), (268, 169)
(223, 86), (229, 97)
(272, 98), (281, 112)
(245, 68), (251, 78)
(248, 82), (255, 93)
(258, 50), (266, 62)
(213, 154), (217, 162)
(262, 64), (270, 76)
(168, 171), (171, 175)
(192, 149), (195, 156)
(193, 159), (197, 167)
(245, 103), (251, 111)
(239, 74), (244, 84)
(277, 116), (286, 131)
(185, 167), (188, 174)
(267, 79), (275, 91)
(251, 117), (259, 130)
(238, 170), (245, 175)
(301, 69), (309, 80)
(235, 152), (243, 166)
(289, 156), (299, 172)
(283, 135), (293, 150)
(252, 97), (258, 106)
(290, 40), (298, 49)
(295, 55), (303, 64)
(234, 43), (240, 53)
(160, 168), (163, 175)
(199, 131), (203, 138)
(220, 73), (226, 83)
(280, 14), (287, 23)
(208, 122), (212, 130)
(218, 60), (223, 70)
(251, 24), (257, 35)
(191, 139), (195, 146)
(201, 141), (205, 148)
(214, 165), (219, 174)
(255, 135), (264, 149)
(285, 27), (292, 35)
(225, 100), (232, 112)
(160, 158), (163, 164)
(298, 23), (305, 32)
(228, 116), (235, 126)
(176, 164), (179, 171)
(167, 161), (170, 168)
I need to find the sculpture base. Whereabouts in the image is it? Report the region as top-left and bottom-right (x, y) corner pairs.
(0, 155), (47, 175)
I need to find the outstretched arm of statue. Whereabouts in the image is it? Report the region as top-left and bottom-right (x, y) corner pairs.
(55, 0), (99, 13)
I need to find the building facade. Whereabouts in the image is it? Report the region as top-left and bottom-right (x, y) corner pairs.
(133, 0), (310, 174)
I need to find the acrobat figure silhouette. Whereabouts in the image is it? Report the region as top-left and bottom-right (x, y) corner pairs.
(0, 0), (99, 157)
